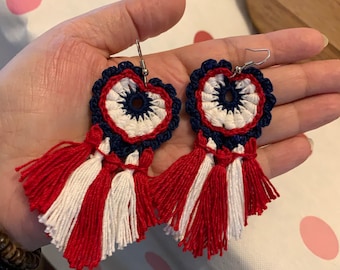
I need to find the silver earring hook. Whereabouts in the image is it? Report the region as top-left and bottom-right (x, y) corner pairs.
(136, 39), (149, 86)
(231, 48), (271, 77)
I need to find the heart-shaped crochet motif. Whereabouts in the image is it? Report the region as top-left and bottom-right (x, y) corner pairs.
(91, 61), (180, 158)
(186, 59), (275, 150)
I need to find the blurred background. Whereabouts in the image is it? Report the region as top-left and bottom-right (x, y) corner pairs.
(0, 0), (339, 269)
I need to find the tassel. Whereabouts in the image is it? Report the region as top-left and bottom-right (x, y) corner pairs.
(40, 138), (111, 251)
(16, 124), (103, 214)
(177, 145), (229, 258)
(242, 138), (280, 222)
(153, 138), (279, 258)
(102, 150), (139, 258)
(150, 131), (214, 230)
(160, 140), (278, 258)
(227, 145), (245, 240)
(101, 148), (156, 260)
(133, 148), (157, 240)
(63, 151), (122, 270)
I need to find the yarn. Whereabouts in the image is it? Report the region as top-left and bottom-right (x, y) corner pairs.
(17, 61), (181, 270)
(152, 59), (278, 258)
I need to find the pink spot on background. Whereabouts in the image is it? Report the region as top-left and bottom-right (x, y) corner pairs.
(6, 0), (42, 15)
(300, 216), (339, 260)
(194, 30), (213, 43)
(145, 252), (172, 270)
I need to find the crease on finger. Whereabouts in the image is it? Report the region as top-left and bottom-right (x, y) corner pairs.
(123, 1), (142, 42)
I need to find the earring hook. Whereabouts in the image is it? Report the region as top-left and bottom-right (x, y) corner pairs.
(231, 48), (271, 77)
(136, 39), (149, 86)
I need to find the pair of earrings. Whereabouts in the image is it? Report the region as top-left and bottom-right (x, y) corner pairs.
(17, 40), (278, 270)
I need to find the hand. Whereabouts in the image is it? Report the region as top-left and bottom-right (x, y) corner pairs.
(0, 0), (339, 251)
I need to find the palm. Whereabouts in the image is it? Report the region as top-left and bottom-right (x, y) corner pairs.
(1, 39), (196, 172)
(1, 0), (340, 252)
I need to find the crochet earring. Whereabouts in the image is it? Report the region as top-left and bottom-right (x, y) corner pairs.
(16, 40), (181, 269)
(151, 49), (279, 258)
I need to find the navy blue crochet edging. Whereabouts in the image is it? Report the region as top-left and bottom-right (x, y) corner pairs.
(90, 61), (181, 158)
(186, 59), (276, 150)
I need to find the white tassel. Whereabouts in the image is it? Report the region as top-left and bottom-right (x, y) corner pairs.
(227, 144), (245, 240)
(39, 138), (111, 251)
(168, 138), (216, 242)
(101, 150), (139, 259)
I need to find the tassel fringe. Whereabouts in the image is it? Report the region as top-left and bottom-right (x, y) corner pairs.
(64, 151), (121, 270)
(102, 150), (139, 258)
(242, 138), (280, 221)
(17, 130), (157, 269)
(16, 125), (104, 214)
(152, 136), (279, 259)
(150, 131), (213, 230)
(227, 145), (245, 240)
(133, 148), (157, 240)
(40, 138), (111, 251)
(178, 145), (228, 258)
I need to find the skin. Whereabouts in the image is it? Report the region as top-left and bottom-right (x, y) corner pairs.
(0, 0), (340, 252)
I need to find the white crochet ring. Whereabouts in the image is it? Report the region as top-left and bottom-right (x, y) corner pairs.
(201, 75), (260, 130)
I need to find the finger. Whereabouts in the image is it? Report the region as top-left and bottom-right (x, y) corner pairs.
(264, 59), (340, 105)
(258, 93), (340, 146)
(63, 0), (185, 55)
(173, 28), (325, 73)
(106, 28), (327, 100)
(257, 134), (312, 179)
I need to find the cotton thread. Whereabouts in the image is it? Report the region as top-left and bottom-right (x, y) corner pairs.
(151, 57), (278, 258)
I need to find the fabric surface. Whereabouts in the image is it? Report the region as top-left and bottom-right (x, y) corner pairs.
(1, 0), (339, 269)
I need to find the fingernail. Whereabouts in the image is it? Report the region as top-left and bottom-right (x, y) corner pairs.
(322, 34), (329, 48)
(308, 137), (314, 153)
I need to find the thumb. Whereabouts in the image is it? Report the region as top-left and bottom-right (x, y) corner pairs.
(65, 0), (186, 55)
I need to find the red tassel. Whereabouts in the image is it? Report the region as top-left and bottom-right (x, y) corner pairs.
(64, 152), (121, 270)
(150, 131), (208, 229)
(242, 138), (280, 223)
(178, 148), (232, 258)
(16, 125), (103, 214)
(153, 136), (279, 259)
(133, 148), (157, 240)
